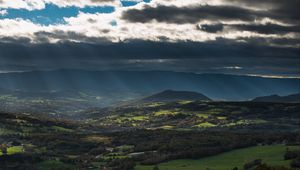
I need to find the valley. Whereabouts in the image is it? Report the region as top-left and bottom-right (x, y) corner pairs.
(0, 96), (299, 170)
(0, 71), (299, 170)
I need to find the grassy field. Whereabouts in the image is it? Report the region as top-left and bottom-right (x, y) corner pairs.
(0, 146), (24, 156)
(135, 145), (299, 170)
(193, 122), (216, 128)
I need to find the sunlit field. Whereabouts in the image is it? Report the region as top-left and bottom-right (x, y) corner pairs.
(135, 145), (300, 170)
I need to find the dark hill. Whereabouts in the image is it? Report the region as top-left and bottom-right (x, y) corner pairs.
(142, 90), (211, 102)
(252, 93), (300, 103)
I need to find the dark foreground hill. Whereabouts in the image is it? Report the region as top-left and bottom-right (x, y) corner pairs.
(142, 90), (211, 102)
(252, 93), (300, 103)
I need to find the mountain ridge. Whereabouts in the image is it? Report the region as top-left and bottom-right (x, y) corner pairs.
(252, 93), (300, 103)
(0, 69), (299, 101)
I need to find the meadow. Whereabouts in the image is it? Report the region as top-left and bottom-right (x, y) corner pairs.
(135, 145), (299, 170)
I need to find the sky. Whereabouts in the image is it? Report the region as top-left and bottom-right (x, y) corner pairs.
(0, 0), (299, 77)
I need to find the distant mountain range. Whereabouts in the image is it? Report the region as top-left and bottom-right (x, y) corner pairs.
(142, 90), (211, 102)
(0, 69), (299, 101)
(252, 93), (300, 103)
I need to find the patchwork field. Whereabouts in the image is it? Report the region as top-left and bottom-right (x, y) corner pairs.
(86, 101), (300, 132)
(135, 145), (300, 170)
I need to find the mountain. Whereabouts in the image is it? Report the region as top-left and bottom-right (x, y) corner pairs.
(142, 90), (211, 102)
(0, 69), (299, 101)
(252, 93), (300, 103)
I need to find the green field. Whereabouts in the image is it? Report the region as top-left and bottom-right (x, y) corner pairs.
(0, 146), (24, 156)
(135, 145), (299, 170)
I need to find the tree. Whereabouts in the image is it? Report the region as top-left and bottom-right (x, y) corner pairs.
(0, 144), (8, 155)
(291, 157), (300, 168)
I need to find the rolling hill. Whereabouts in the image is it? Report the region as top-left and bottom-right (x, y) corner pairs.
(252, 93), (300, 103)
(141, 90), (211, 102)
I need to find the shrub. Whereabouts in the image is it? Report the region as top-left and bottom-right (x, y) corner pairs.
(153, 165), (159, 170)
(284, 150), (300, 160)
(244, 159), (262, 170)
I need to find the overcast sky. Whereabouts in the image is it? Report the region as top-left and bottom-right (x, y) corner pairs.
(0, 0), (299, 77)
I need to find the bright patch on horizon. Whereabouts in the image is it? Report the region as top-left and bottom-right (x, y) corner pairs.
(224, 66), (243, 70)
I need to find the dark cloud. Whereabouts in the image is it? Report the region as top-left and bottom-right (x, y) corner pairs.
(228, 0), (299, 9)
(122, 5), (262, 24)
(229, 0), (300, 22)
(0, 38), (299, 77)
(199, 23), (300, 34)
(34, 31), (111, 43)
(198, 24), (224, 33)
(122, 1), (300, 24)
(0, 36), (31, 44)
(229, 23), (300, 34)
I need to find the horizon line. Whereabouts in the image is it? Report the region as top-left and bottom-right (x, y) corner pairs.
(0, 69), (299, 79)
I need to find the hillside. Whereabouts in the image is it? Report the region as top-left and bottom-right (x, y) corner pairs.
(1, 101), (300, 169)
(142, 90), (211, 102)
(252, 93), (300, 103)
(85, 101), (300, 132)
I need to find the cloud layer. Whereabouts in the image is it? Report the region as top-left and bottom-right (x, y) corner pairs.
(0, 0), (299, 77)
